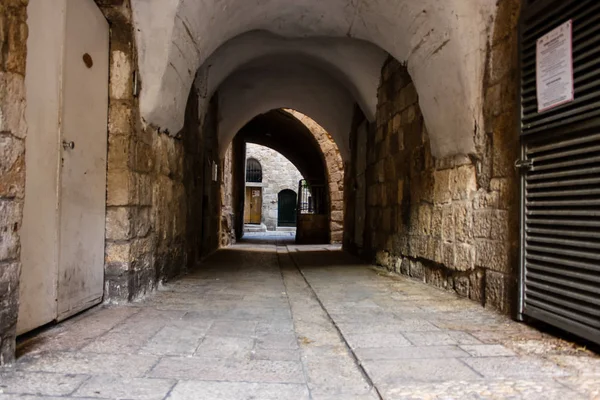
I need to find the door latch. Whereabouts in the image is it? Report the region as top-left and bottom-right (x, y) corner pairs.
(514, 159), (533, 170)
(62, 140), (75, 150)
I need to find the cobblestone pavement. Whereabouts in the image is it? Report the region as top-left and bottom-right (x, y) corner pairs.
(2, 243), (599, 399)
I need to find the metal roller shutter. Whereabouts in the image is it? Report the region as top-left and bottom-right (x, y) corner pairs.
(519, 0), (600, 344)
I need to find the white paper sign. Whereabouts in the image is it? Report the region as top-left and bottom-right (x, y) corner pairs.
(536, 20), (574, 112)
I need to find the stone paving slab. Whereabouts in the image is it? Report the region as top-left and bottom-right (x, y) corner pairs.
(17, 351), (159, 378)
(166, 380), (310, 400)
(2, 244), (598, 400)
(290, 249), (600, 400)
(74, 376), (176, 400)
(0, 370), (88, 396)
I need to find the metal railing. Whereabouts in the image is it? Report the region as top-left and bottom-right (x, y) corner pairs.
(298, 180), (327, 215)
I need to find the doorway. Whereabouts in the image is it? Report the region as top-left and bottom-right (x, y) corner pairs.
(244, 187), (263, 224)
(17, 0), (109, 334)
(518, 0), (600, 346)
(278, 190), (297, 227)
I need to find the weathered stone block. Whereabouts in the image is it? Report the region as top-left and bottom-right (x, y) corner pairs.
(0, 72), (26, 138)
(106, 170), (134, 206)
(485, 270), (512, 313)
(0, 200), (22, 261)
(453, 202), (472, 243)
(454, 243), (474, 271)
(137, 173), (153, 206)
(433, 169), (452, 204)
(427, 237), (442, 263)
(492, 113), (517, 178)
(6, 18), (27, 75)
(104, 242), (132, 274)
(469, 270), (485, 303)
(134, 207), (151, 237)
(417, 204), (432, 235)
(0, 262), (20, 320)
(473, 209), (493, 238)
(105, 207), (134, 241)
(454, 275), (470, 298)
(424, 267), (446, 289)
(407, 235), (419, 258)
(0, 134), (24, 198)
(110, 50), (132, 100)
(331, 210), (343, 223)
(490, 37), (515, 85)
(409, 260), (424, 280)
(441, 205), (454, 242)
(131, 236), (154, 264)
(103, 273), (130, 302)
(134, 141), (153, 173)
(107, 134), (131, 171)
(442, 243), (454, 268)
(451, 164), (477, 200)
(108, 102), (132, 136)
(430, 206), (443, 238)
(475, 240), (509, 273)
(472, 189), (500, 210)
(490, 210), (509, 242)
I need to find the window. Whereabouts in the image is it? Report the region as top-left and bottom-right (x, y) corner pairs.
(246, 158), (262, 182)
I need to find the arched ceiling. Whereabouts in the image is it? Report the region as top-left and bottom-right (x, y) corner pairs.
(217, 59), (354, 160)
(237, 110), (328, 185)
(131, 0), (498, 158)
(195, 31), (387, 123)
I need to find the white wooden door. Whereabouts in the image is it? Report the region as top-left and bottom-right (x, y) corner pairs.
(18, 0), (65, 335)
(57, 0), (109, 320)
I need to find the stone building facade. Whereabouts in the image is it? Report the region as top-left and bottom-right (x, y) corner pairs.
(245, 143), (303, 231)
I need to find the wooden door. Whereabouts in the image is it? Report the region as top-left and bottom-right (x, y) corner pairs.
(57, 0), (109, 320)
(244, 187), (262, 224)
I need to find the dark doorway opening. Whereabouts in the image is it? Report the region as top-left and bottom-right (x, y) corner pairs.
(278, 189), (297, 227)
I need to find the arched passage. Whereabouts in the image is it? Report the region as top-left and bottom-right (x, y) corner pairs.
(131, 0), (498, 158)
(230, 109), (345, 243)
(217, 60), (355, 159)
(229, 109), (334, 242)
(2, 0), (540, 366)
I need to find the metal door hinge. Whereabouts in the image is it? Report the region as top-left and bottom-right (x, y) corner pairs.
(515, 159), (533, 170)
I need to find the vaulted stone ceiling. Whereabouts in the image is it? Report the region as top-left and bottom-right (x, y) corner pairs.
(131, 0), (498, 159)
(237, 110), (328, 184)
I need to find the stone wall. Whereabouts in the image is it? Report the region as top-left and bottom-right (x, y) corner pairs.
(0, 0), (27, 365)
(246, 143), (304, 230)
(285, 110), (345, 242)
(100, 0), (223, 301)
(220, 144), (235, 247)
(346, 0), (520, 314)
(101, 1), (155, 301)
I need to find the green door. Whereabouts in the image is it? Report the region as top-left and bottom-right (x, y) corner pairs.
(278, 190), (297, 227)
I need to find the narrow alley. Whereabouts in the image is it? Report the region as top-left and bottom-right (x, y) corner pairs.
(3, 236), (598, 399)
(2, 0), (600, 398)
